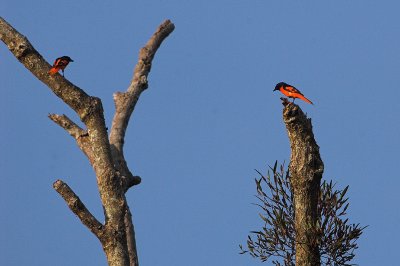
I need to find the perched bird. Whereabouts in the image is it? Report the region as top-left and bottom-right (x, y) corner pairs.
(49, 56), (74, 76)
(273, 82), (313, 104)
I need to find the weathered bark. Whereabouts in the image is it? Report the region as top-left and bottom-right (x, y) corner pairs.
(1, 16), (174, 266)
(282, 99), (324, 266)
(109, 20), (175, 266)
(110, 19), (175, 191)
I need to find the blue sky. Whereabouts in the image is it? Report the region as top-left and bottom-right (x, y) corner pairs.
(2, 1), (399, 265)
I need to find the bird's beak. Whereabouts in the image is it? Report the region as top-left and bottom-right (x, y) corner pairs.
(70, 59), (74, 62)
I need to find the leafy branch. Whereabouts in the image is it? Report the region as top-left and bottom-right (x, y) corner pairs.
(240, 162), (366, 266)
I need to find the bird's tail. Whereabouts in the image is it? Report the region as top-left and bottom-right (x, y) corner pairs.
(48, 67), (59, 75)
(298, 94), (313, 105)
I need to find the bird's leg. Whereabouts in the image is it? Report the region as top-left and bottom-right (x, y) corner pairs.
(62, 69), (65, 77)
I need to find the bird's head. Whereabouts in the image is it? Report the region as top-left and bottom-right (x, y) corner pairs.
(273, 82), (286, 91)
(61, 56), (74, 62)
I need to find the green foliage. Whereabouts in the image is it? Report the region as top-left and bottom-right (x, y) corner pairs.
(240, 162), (366, 266)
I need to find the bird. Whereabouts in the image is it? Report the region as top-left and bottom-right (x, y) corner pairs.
(49, 56), (74, 77)
(273, 82), (313, 104)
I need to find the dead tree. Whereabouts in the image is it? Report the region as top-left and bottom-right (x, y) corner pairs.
(0, 17), (174, 266)
(240, 99), (324, 265)
(283, 100), (324, 266)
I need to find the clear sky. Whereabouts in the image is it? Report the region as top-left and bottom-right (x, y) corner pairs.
(1, 1), (399, 265)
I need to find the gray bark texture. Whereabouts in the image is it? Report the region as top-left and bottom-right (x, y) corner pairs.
(0, 17), (174, 266)
(281, 99), (324, 266)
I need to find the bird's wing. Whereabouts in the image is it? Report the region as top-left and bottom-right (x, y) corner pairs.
(51, 58), (60, 67)
(284, 85), (304, 96)
(55, 59), (69, 67)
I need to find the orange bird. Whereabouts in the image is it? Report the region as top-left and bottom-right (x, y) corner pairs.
(49, 56), (74, 76)
(273, 82), (313, 104)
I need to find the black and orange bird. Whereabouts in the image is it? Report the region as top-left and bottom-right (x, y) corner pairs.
(49, 56), (74, 76)
(273, 82), (313, 104)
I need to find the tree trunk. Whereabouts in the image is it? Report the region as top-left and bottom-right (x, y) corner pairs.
(282, 101), (324, 266)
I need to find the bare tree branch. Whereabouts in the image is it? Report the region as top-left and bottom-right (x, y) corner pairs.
(0, 17), (92, 120)
(48, 114), (86, 138)
(110, 19), (175, 152)
(108, 20), (175, 265)
(109, 20), (175, 187)
(53, 179), (104, 238)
